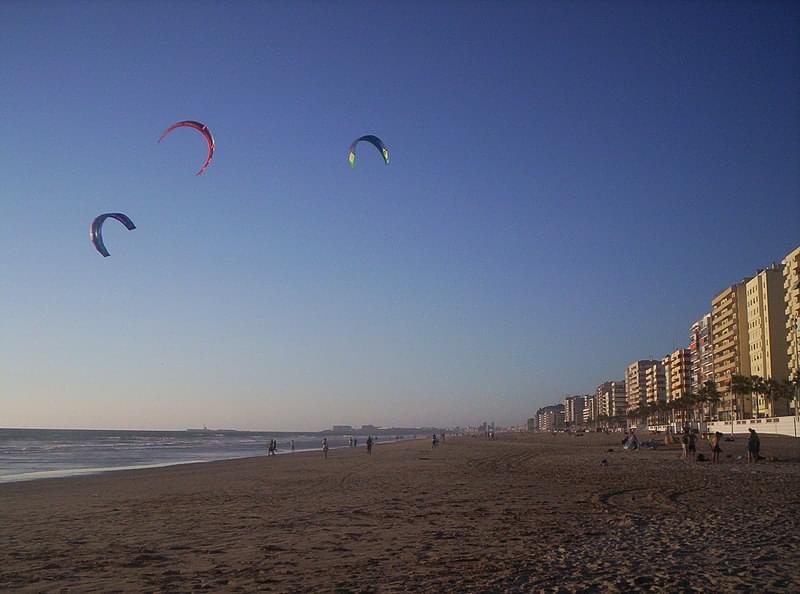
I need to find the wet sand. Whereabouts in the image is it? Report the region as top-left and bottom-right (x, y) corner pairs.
(2, 432), (800, 593)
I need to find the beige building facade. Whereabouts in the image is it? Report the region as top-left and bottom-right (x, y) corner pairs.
(564, 395), (585, 427)
(667, 348), (693, 401)
(626, 360), (659, 411)
(583, 394), (598, 424)
(746, 266), (789, 381)
(596, 380), (626, 419)
(785, 245), (800, 380)
(711, 281), (752, 420)
(645, 360), (666, 405)
(536, 405), (565, 432)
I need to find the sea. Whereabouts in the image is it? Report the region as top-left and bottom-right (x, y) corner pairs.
(0, 428), (414, 484)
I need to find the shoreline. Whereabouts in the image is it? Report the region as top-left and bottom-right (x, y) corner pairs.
(0, 437), (423, 486)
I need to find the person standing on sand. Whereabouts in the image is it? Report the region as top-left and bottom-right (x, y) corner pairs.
(291, 439), (295, 451)
(747, 428), (760, 463)
(711, 431), (722, 464)
(322, 437), (329, 459)
(687, 430), (697, 462)
(366, 435), (373, 455)
(681, 429), (689, 460)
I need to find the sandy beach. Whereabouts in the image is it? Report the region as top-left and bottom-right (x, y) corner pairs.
(2, 433), (800, 593)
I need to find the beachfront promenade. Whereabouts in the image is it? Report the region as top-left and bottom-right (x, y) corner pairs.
(2, 433), (799, 592)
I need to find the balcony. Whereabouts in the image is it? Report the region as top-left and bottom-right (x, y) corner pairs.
(715, 360), (737, 375)
(713, 316), (737, 333)
(715, 339), (737, 353)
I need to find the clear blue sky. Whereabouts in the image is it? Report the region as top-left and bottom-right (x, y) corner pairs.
(1, 1), (798, 430)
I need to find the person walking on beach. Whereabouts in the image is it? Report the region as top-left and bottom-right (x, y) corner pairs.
(291, 439), (295, 451)
(432, 434), (439, 449)
(710, 431), (722, 464)
(366, 435), (373, 455)
(681, 429), (689, 460)
(747, 428), (760, 463)
(322, 437), (329, 459)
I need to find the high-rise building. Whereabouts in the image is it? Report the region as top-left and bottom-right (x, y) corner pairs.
(690, 313), (714, 389)
(645, 360), (667, 405)
(536, 405), (565, 432)
(564, 395), (585, 427)
(626, 360), (660, 411)
(596, 380), (626, 419)
(784, 245), (800, 381)
(711, 280), (752, 420)
(746, 266), (789, 414)
(583, 394), (598, 424)
(667, 348), (693, 402)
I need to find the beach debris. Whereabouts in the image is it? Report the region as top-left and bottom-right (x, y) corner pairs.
(158, 120), (215, 175)
(600, 459), (608, 466)
(606, 448), (614, 453)
(90, 213), (136, 257)
(348, 134), (389, 168)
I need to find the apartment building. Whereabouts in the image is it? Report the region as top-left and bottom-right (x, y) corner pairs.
(564, 395), (586, 427)
(711, 280), (752, 420)
(785, 245), (800, 380)
(689, 313), (714, 389)
(667, 348), (693, 401)
(596, 380), (626, 419)
(536, 405), (565, 432)
(583, 394), (598, 425)
(626, 360), (660, 411)
(645, 360), (667, 405)
(746, 266), (789, 419)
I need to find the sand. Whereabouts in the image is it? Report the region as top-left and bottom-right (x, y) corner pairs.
(2, 432), (800, 593)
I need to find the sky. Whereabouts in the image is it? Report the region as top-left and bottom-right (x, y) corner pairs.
(1, 1), (798, 431)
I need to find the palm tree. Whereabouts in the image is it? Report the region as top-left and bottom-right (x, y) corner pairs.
(700, 380), (721, 422)
(788, 372), (800, 417)
(750, 375), (765, 418)
(731, 374), (753, 423)
(645, 402), (657, 428)
(665, 399), (677, 428)
(660, 401), (668, 426)
(671, 394), (689, 428)
(670, 396), (682, 427)
(764, 378), (791, 417)
(690, 391), (705, 426)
